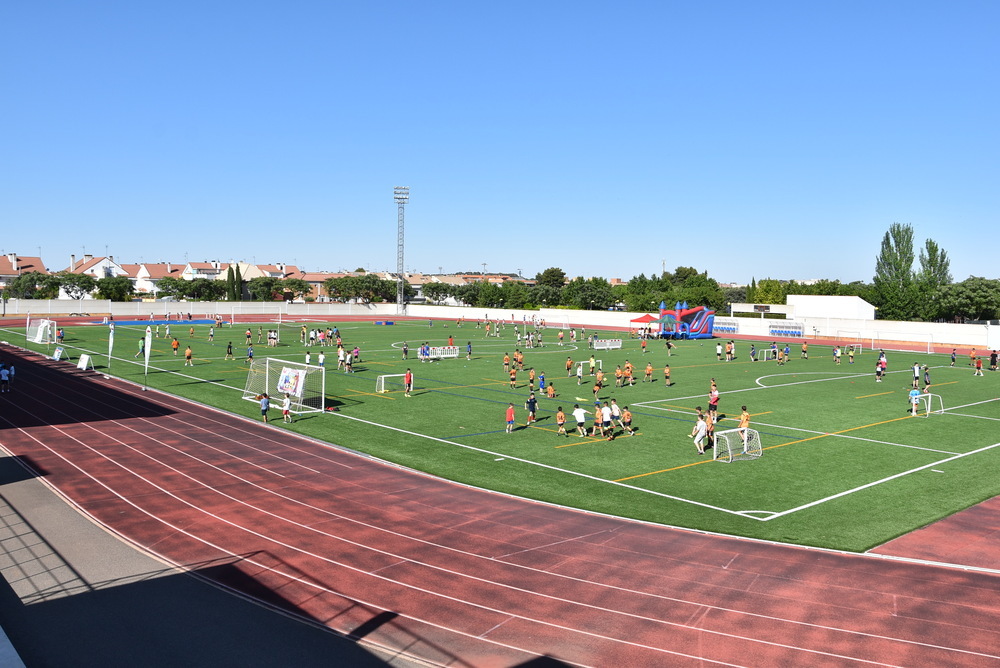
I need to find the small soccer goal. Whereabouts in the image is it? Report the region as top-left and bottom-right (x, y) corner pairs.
(26, 318), (57, 345)
(375, 374), (408, 394)
(243, 358), (326, 413)
(713, 428), (762, 463)
(917, 393), (945, 417)
(577, 360), (603, 375)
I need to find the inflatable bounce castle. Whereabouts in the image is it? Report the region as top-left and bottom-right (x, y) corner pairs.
(658, 300), (715, 339)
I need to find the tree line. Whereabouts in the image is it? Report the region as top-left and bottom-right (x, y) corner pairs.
(2, 224), (998, 321)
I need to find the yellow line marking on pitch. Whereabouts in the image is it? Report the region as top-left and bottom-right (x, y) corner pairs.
(616, 414), (918, 482)
(555, 435), (611, 448)
(343, 388), (395, 400)
(857, 391), (894, 398)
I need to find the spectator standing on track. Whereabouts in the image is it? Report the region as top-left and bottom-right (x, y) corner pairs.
(0, 364), (9, 393)
(5, 363), (13, 389)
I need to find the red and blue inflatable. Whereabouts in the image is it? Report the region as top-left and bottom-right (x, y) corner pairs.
(659, 301), (715, 339)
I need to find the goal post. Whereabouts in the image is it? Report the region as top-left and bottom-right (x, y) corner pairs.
(918, 393), (944, 417)
(26, 318), (57, 345)
(375, 374), (407, 394)
(576, 360), (603, 375)
(242, 358), (326, 413)
(713, 428), (762, 463)
(593, 339), (623, 351)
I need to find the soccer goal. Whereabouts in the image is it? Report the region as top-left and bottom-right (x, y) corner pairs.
(917, 393), (945, 417)
(375, 374), (408, 394)
(26, 318), (57, 345)
(872, 332), (932, 354)
(593, 338), (623, 351)
(713, 428), (762, 463)
(577, 360), (603, 375)
(243, 358), (326, 412)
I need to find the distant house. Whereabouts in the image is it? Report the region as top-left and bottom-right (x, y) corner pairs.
(181, 260), (230, 282)
(134, 262), (184, 297)
(59, 254), (129, 299)
(0, 253), (48, 291)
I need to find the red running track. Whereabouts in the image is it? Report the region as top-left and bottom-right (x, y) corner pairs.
(0, 345), (998, 667)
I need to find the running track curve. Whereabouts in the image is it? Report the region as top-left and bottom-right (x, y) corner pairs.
(0, 346), (998, 667)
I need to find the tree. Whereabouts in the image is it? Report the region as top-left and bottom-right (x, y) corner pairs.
(246, 276), (284, 301)
(155, 276), (186, 298)
(676, 274), (725, 311)
(499, 280), (530, 309)
(233, 264), (244, 300)
(936, 277), (1000, 322)
(915, 238), (952, 320)
(872, 223), (917, 320)
(422, 282), (452, 304)
(58, 273), (97, 300)
(186, 278), (227, 301)
(226, 266), (237, 301)
(754, 278), (785, 304)
(665, 266), (700, 286)
(5, 271), (51, 299)
(324, 276), (359, 302)
(745, 278), (757, 303)
(529, 284), (563, 308)
(563, 277), (613, 310)
(282, 278), (313, 300)
(534, 267), (567, 290)
(95, 276), (135, 301)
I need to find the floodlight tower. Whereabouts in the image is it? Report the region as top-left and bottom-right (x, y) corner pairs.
(393, 186), (409, 314)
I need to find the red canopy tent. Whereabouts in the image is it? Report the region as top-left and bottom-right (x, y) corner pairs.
(630, 314), (657, 324)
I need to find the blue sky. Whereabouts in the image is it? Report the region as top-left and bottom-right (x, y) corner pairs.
(2, 2), (997, 285)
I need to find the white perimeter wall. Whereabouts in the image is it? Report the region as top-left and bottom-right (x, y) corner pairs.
(4, 299), (998, 348)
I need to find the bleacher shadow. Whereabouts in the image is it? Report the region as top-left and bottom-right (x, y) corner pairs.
(0, 346), (176, 429)
(0, 547), (474, 667)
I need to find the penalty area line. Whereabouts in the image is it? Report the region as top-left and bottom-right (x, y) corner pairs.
(764, 440), (1000, 521)
(332, 412), (754, 519)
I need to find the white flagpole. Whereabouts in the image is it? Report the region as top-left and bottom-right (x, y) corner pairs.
(143, 325), (153, 389)
(108, 322), (115, 369)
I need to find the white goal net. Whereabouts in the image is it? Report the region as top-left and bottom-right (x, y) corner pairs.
(714, 428), (762, 463)
(593, 339), (623, 350)
(243, 358), (326, 413)
(26, 318), (57, 345)
(375, 374), (408, 394)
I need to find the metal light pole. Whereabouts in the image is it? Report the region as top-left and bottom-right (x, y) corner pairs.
(393, 186), (409, 315)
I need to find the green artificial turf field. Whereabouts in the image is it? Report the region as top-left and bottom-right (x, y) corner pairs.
(6, 317), (1000, 552)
